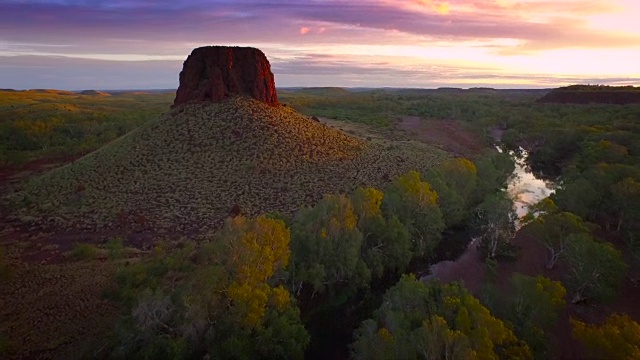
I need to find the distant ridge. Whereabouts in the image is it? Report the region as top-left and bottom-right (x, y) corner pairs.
(79, 90), (110, 96)
(291, 87), (352, 96)
(537, 85), (640, 104)
(29, 89), (77, 96)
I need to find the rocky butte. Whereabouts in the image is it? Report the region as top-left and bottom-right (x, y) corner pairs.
(173, 46), (279, 107)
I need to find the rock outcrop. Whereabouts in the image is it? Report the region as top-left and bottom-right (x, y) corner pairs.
(173, 46), (278, 107)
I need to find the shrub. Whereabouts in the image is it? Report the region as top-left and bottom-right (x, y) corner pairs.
(69, 243), (99, 261)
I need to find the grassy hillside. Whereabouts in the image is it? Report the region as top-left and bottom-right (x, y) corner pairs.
(11, 97), (449, 232)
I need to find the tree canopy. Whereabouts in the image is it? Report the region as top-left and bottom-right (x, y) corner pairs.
(351, 275), (532, 360)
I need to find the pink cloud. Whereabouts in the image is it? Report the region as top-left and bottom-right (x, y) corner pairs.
(300, 27), (310, 35)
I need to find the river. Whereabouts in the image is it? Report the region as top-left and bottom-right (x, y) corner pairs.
(422, 147), (557, 284)
(506, 147), (557, 226)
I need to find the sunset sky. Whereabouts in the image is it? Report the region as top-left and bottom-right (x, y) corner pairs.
(1, 0), (639, 89)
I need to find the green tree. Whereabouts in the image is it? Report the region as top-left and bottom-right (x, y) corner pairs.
(383, 171), (445, 257)
(564, 234), (627, 304)
(552, 178), (600, 220)
(473, 151), (515, 201)
(521, 212), (591, 269)
(290, 194), (369, 293)
(485, 274), (566, 359)
(351, 187), (412, 277)
(611, 178), (640, 256)
(425, 158), (478, 227)
(474, 193), (517, 260)
(351, 275), (532, 360)
(111, 216), (309, 359)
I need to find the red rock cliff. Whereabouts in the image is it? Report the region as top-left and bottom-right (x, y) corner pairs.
(173, 46), (278, 107)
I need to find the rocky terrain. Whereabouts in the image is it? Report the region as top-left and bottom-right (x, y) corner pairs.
(174, 46), (279, 107)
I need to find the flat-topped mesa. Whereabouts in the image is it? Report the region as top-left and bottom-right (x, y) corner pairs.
(173, 46), (279, 107)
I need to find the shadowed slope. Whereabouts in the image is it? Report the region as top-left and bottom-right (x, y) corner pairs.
(14, 97), (448, 232)
(537, 85), (640, 104)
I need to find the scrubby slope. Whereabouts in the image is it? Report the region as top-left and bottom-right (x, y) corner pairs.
(13, 97), (448, 232)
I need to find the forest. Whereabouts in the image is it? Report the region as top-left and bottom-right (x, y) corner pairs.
(0, 86), (639, 359)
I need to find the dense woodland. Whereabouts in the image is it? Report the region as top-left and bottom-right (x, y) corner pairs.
(1, 86), (639, 359)
(0, 90), (173, 165)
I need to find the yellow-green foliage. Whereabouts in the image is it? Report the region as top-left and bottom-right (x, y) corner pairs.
(14, 96), (448, 231)
(571, 314), (640, 359)
(69, 243), (99, 261)
(351, 187), (384, 220)
(393, 170), (438, 206)
(384, 171), (445, 256)
(291, 194), (367, 292)
(351, 275), (532, 360)
(219, 216), (291, 327)
(111, 215), (308, 359)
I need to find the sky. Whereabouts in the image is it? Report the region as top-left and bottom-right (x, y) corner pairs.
(1, 0), (639, 90)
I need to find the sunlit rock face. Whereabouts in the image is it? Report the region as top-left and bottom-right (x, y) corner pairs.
(173, 46), (279, 107)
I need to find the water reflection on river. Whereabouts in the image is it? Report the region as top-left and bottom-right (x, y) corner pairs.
(423, 147), (557, 283)
(505, 148), (557, 227)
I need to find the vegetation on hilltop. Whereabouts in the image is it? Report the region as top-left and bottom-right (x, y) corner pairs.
(10, 97), (449, 232)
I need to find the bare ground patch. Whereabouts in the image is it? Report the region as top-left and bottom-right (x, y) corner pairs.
(397, 116), (488, 157)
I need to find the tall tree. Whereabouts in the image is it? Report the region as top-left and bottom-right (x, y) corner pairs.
(351, 187), (412, 277)
(426, 158), (478, 227)
(383, 171), (445, 257)
(522, 211), (591, 269)
(564, 234), (627, 304)
(290, 194), (369, 293)
(474, 192), (517, 260)
(484, 273), (566, 359)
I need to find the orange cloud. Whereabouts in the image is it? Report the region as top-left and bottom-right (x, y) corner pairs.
(414, 0), (450, 15)
(300, 27), (310, 35)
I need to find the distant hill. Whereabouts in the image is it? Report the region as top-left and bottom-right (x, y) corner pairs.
(537, 85), (640, 104)
(14, 96), (447, 232)
(79, 90), (110, 96)
(29, 89), (78, 96)
(287, 87), (352, 97)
